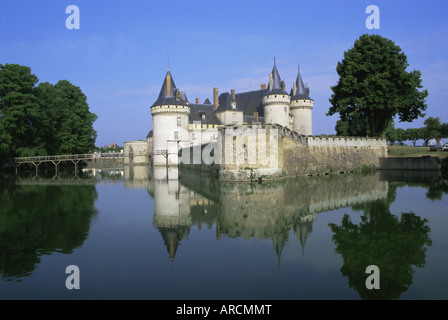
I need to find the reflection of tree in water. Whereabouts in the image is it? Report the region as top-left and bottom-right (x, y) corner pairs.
(329, 200), (432, 299)
(0, 184), (98, 281)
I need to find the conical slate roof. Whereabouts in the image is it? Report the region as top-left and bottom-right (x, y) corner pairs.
(151, 70), (189, 107)
(292, 65), (312, 100)
(266, 59), (288, 95)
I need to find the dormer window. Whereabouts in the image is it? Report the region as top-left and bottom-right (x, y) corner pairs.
(200, 112), (206, 120)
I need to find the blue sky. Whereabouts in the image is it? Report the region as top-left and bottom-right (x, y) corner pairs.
(1, 0), (447, 147)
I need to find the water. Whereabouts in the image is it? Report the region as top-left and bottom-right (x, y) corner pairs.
(0, 166), (447, 300)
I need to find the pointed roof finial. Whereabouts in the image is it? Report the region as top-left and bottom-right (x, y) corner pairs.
(167, 45), (170, 71)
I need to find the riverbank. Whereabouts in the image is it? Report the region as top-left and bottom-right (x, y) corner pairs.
(388, 145), (448, 158)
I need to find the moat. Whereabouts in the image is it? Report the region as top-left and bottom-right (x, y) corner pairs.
(1, 166), (447, 300)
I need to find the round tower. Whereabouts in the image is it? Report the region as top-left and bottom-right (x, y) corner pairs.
(290, 66), (313, 135)
(150, 70), (190, 166)
(262, 60), (290, 128)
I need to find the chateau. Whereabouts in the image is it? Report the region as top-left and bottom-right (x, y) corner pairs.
(124, 60), (387, 181)
(147, 60), (313, 166)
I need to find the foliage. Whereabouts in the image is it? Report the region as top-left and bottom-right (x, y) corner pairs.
(329, 200), (432, 299)
(35, 80), (97, 155)
(0, 63), (97, 166)
(405, 128), (422, 146)
(424, 116), (444, 146)
(0, 64), (44, 163)
(335, 111), (369, 137)
(0, 183), (98, 280)
(328, 34), (428, 138)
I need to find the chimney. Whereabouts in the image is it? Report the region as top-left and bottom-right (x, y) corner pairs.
(213, 88), (219, 109)
(231, 89), (235, 100)
(175, 89), (180, 100)
(166, 72), (171, 96)
(260, 83), (267, 90)
(195, 98), (200, 104)
(269, 73), (273, 90)
(281, 81), (285, 91)
(254, 112), (258, 121)
(293, 82), (297, 96)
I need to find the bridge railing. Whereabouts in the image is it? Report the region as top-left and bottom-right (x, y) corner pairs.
(12, 151), (158, 165)
(13, 153), (97, 164)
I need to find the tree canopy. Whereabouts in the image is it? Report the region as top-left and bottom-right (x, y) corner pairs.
(328, 34), (428, 138)
(0, 63), (97, 166)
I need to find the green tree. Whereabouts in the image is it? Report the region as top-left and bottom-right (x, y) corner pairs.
(0, 64), (97, 168)
(385, 122), (399, 145)
(35, 80), (98, 155)
(395, 128), (406, 145)
(328, 34), (428, 138)
(335, 110), (369, 136)
(419, 127), (431, 147)
(405, 128), (421, 146)
(0, 64), (45, 161)
(424, 117), (443, 145)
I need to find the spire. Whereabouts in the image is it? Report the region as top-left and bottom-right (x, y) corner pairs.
(292, 64), (311, 100)
(265, 58), (288, 95)
(151, 70), (188, 107)
(271, 59), (282, 91)
(159, 70), (176, 99)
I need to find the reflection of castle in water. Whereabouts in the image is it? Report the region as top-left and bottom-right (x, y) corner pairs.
(124, 165), (388, 261)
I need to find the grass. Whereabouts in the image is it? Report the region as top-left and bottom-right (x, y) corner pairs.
(388, 145), (448, 158)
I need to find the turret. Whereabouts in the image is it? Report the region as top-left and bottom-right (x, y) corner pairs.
(290, 65), (313, 135)
(261, 59), (290, 128)
(150, 70), (190, 166)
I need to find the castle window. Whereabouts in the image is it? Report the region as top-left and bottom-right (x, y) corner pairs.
(192, 133), (197, 139)
(177, 117), (181, 126)
(174, 131), (178, 140)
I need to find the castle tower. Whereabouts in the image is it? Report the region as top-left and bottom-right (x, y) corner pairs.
(150, 70), (190, 166)
(262, 60), (290, 128)
(290, 65), (313, 135)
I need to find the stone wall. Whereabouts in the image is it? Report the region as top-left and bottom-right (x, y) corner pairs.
(178, 124), (388, 181)
(283, 136), (388, 177)
(123, 141), (150, 165)
(379, 156), (441, 171)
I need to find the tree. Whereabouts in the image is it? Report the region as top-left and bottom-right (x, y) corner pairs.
(335, 111), (369, 136)
(395, 128), (406, 145)
(420, 127), (431, 146)
(0, 63), (97, 167)
(35, 80), (97, 155)
(328, 34), (428, 138)
(442, 123), (448, 142)
(0, 64), (45, 161)
(405, 128), (421, 146)
(424, 117), (444, 145)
